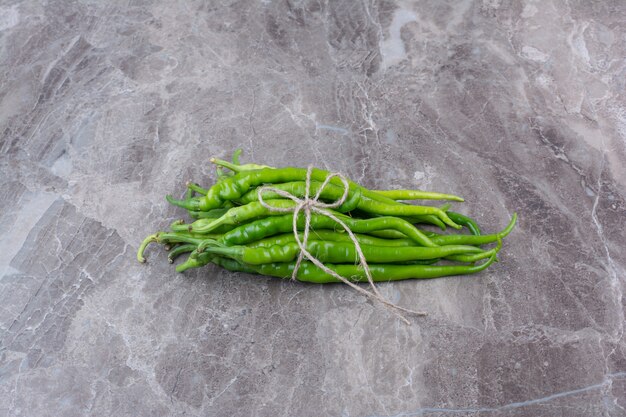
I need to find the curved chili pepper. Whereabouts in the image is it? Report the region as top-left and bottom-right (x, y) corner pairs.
(137, 232), (221, 263)
(137, 232), (206, 263)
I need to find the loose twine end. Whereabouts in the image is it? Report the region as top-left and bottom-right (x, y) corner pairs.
(257, 166), (427, 325)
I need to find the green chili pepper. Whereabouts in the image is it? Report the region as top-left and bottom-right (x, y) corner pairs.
(371, 203), (451, 230)
(246, 231), (478, 260)
(209, 155), (272, 173)
(198, 240), (484, 265)
(170, 199), (361, 234)
(237, 181), (450, 227)
(238, 181), (363, 212)
(213, 149), (271, 180)
(214, 154), (465, 202)
(186, 182), (209, 195)
(217, 212), (436, 247)
(404, 214), (447, 230)
(247, 231), (412, 248)
(139, 150), (516, 290)
(245, 232), (500, 264)
(446, 211), (481, 236)
(376, 214), (513, 247)
(258, 254), (498, 283)
(366, 229), (410, 239)
(372, 189), (464, 202)
(166, 166), (461, 229)
(180, 251), (497, 281)
(168, 244), (197, 263)
(170, 218), (237, 235)
(137, 232), (208, 263)
(170, 200), (291, 233)
(176, 254), (258, 274)
(430, 214), (516, 246)
(187, 207), (232, 219)
(366, 214), (514, 246)
(445, 238), (502, 262)
(137, 231), (223, 263)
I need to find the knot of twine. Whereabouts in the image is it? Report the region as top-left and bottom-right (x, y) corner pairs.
(257, 166), (426, 324)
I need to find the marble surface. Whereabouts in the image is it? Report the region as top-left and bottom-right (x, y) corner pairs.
(1, 1), (625, 416)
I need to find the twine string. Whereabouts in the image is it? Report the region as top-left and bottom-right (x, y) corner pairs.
(257, 166), (427, 324)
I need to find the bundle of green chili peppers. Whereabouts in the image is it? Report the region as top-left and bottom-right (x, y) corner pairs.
(138, 150), (516, 285)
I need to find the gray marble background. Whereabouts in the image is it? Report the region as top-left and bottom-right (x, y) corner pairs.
(1, 1), (625, 416)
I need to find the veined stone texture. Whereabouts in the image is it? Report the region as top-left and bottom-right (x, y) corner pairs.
(1, 1), (625, 416)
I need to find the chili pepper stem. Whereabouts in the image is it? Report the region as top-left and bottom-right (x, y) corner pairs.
(184, 187), (193, 201)
(210, 157), (243, 172)
(176, 256), (202, 273)
(231, 148), (243, 165)
(210, 157), (272, 173)
(168, 244), (197, 263)
(156, 233), (205, 246)
(166, 194), (201, 210)
(137, 233), (161, 263)
(216, 167), (232, 179)
(196, 238), (224, 253)
(186, 181), (209, 195)
(181, 216), (230, 234)
(199, 245), (240, 260)
(498, 213), (518, 238)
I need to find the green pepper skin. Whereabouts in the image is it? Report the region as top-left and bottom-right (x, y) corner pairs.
(177, 255), (258, 274)
(237, 181), (452, 231)
(248, 231), (414, 248)
(188, 207), (230, 219)
(446, 211), (481, 236)
(168, 244), (197, 263)
(170, 200), (297, 233)
(372, 189), (464, 202)
(366, 214), (515, 246)
(208, 254), (497, 283)
(244, 214), (517, 247)
(238, 181), (362, 213)
(137, 232), (206, 262)
(203, 240), (484, 265)
(404, 214), (447, 230)
(167, 167), (461, 229)
(431, 214), (516, 246)
(171, 199), (365, 234)
(246, 232), (496, 264)
(219, 212), (436, 247)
